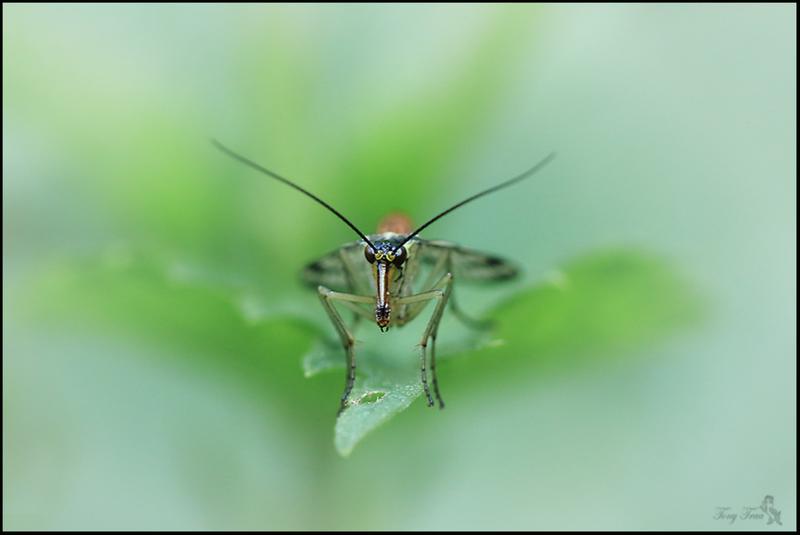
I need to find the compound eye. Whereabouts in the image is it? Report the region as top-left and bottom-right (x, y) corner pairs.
(393, 246), (407, 266)
(364, 246), (376, 264)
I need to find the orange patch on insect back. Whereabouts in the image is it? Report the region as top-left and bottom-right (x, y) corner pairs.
(377, 213), (413, 235)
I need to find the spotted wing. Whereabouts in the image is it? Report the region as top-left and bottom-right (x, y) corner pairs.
(300, 240), (371, 293)
(416, 240), (519, 282)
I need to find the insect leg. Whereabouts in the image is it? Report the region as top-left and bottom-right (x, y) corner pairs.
(317, 287), (375, 414)
(395, 273), (453, 409)
(434, 248), (494, 330)
(416, 247), (491, 330)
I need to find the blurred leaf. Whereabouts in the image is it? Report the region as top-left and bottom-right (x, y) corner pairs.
(20, 249), (335, 421)
(491, 248), (705, 357)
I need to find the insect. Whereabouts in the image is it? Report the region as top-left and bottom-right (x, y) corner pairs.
(213, 140), (555, 414)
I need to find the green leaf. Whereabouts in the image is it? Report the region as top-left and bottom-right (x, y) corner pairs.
(303, 339), (431, 457)
(304, 247), (704, 456)
(22, 246), (703, 457)
(332, 353), (423, 457)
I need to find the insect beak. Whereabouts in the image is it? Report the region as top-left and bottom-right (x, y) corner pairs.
(374, 262), (392, 331)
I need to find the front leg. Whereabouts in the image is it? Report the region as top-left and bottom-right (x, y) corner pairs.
(317, 286), (375, 414)
(394, 273), (453, 408)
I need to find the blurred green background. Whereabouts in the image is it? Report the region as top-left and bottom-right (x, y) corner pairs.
(3, 4), (795, 530)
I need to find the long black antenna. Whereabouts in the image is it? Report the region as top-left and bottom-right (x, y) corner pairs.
(396, 152), (556, 250)
(212, 140), (376, 249)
